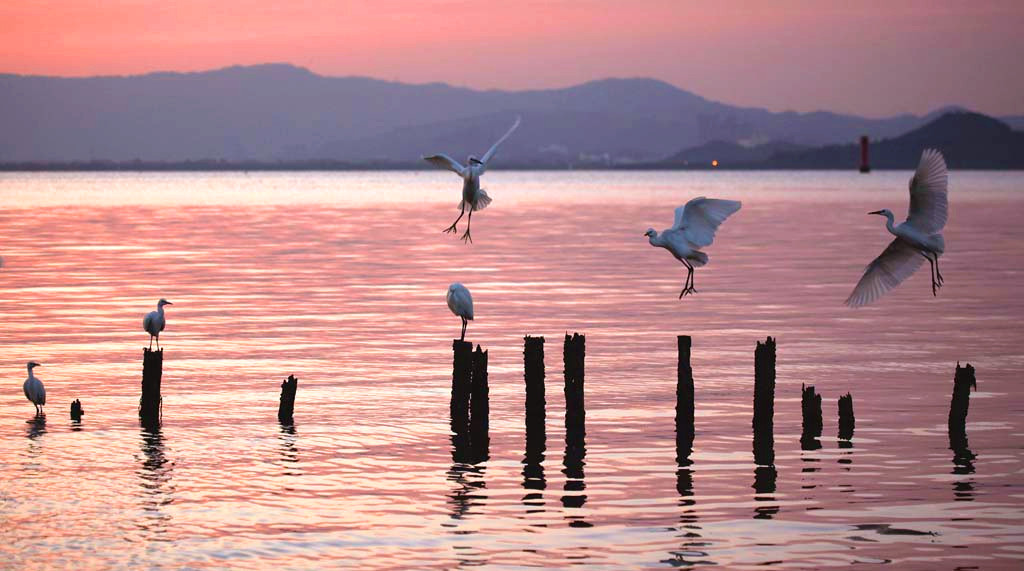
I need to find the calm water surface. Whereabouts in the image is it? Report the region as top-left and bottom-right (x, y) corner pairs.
(0, 171), (1022, 569)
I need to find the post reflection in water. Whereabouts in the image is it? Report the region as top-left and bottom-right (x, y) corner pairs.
(137, 426), (175, 540)
(752, 424), (778, 520)
(950, 428), (976, 502)
(278, 423), (301, 477)
(521, 415), (547, 517)
(663, 462), (713, 567)
(25, 415), (47, 440)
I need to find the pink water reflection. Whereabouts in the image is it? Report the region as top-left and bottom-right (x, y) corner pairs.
(0, 171), (1022, 569)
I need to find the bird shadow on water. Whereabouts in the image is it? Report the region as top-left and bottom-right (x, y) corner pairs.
(25, 415), (47, 440)
(136, 425), (175, 540)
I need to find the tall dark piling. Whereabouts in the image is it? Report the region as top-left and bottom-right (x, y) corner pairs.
(523, 336), (547, 500)
(948, 363), (977, 468)
(948, 362), (976, 436)
(800, 384), (823, 450)
(451, 340), (473, 435)
(70, 399), (84, 421)
(562, 333), (587, 519)
(278, 375), (298, 424)
(676, 335), (695, 463)
(469, 346), (490, 462)
(752, 337), (776, 466)
(838, 393), (855, 440)
(140, 348), (163, 427)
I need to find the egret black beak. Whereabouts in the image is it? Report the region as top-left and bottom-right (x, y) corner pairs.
(868, 210), (884, 215)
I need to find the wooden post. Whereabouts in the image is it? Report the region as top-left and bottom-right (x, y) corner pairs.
(752, 337), (776, 466)
(838, 393), (855, 440)
(562, 333), (587, 515)
(676, 335), (695, 464)
(469, 345), (489, 462)
(278, 375), (298, 424)
(140, 348), (163, 427)
(70, 399), (84, 421)
(800, 384), (823, 449)
(523, 336), (546, 496)
(451, 340), (473, 439)
(563, 333), (586, 438)
(948, 362), (976, 435)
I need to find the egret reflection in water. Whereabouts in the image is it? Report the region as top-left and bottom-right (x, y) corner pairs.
(137, 427), (174, 539)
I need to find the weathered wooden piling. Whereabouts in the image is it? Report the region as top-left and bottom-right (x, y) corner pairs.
(70, 399), (84, 421)
(450, 340), (474, 437)
(469, 346), (490, 462)
(948, 362), (976, 435)
(752, 337), (776, 433)
(523, 335), (546, 496)
(800, 384), (823, 449)
(524, 335), (546, 431)
(278, 375), (298, 424)
(676, 335), (695, 463)
(752, 337), (776, 466)
(562, 333), (587, 515)
(139, 348), (163, 426)
(838, 393), (855, 440)
(563, 333), (586, 435)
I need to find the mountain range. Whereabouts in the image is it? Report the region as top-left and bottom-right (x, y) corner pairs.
(2, 63), (1015, 167)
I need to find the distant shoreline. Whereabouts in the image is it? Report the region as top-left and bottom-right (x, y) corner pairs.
(2, 162), (1021, 172)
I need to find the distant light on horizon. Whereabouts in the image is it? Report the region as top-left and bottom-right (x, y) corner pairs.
(712, 160), (719, 168)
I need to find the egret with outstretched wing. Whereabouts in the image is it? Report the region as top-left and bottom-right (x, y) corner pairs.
(846, 149), (948, 307)
(423, 117), (521, 243)
(644, 197), (742, 298)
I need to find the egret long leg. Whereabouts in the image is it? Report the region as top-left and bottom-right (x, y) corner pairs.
(460, 317), (467, 341)
(461, 210), (473, 244)
(444, 207), (465, 235)
(932, 253), (944, 286)
(679, 260), (697, 298)
(920, 251), (939, 296)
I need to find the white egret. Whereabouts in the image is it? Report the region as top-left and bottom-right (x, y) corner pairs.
(143, 299), (173, 350)
(645, 197), (742, 297)
(447, 283), (474, 341)
(423, 117), (521, 243)
(846, 149), (948, 307)
(23, 361), (45, 415)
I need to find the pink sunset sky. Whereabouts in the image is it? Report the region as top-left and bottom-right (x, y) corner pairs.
(1, 0), (1021, 117)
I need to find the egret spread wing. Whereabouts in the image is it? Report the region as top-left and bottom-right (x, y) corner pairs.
(906, 148), (948, 234)
(845, 238), (926, 307)
(478, 116), (522, 169)
(672, 197), (742, 247)
(423, 153), (467, 175)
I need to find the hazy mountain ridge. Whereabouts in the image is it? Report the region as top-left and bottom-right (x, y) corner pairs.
(0, 63), (991, 164)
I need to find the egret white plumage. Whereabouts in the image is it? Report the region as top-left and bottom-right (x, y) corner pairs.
(846, 149), (948, 307)
(23, 361), (45, 415)
(645, 197), (742, 297)
(447, 283), (474, 341)
(143, 299), (173, 350)
(423, 117), (521, 243)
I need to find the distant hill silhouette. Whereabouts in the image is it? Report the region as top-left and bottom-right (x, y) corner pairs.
(757, 112), (1024, 169)
(662, 140), (810, 167)
(0, 63), (962, 165)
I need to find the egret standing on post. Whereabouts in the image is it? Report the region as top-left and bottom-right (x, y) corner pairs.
(23, 361), (45, 415)
(644, 197), (742, 297)
(447, 283), (474, 341)
(423, 117), (521, 244)
(846, 149), (948, 307)
(144, 299), (173, 350)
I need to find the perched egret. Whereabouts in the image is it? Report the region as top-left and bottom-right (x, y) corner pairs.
(846, 149), (948, 307)
(645, 197), (742, 297)
(447, 283), (474, 341)
(423, 117), (521, 243)
(23, 362), (45, 415)
(143, 299), (173, 350)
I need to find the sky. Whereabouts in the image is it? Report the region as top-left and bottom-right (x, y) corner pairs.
(1, 0), (1022, 117)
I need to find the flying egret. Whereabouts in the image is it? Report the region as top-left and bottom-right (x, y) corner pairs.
(143, 299), (173, 350)
(645, 197), (742, 297)
(846, 149), (948, 307)
(423, 117), (521, 243)
(23, 362), (45, 415)
(447, 283), (474, 341)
